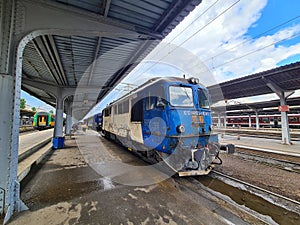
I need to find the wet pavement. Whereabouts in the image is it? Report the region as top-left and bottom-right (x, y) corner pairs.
(9, 130), (263, 224)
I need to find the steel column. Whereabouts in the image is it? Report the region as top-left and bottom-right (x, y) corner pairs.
(280, 96), (291, 144)
(65, 102), (73, 135)
(0, 0), (28, 222)
(54, 88), (64, 138)
(262, 76), (294, 145)
(0, 76), (15, 218)
(255, 111), (259, 130)
(248, 115), (251, 128)
(217, 114), (221, 127)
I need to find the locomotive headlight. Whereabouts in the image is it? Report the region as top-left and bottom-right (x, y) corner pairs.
(188, 77), (195, 84)
(177, 124), (185, 133)
(188, 77), (199, 84)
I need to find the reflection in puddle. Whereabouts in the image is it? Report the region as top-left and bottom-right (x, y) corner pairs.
(101, 177), (115, 190)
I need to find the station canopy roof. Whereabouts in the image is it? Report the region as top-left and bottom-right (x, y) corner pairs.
(208, 61), (300, 103)
(21, 0), (202, 119)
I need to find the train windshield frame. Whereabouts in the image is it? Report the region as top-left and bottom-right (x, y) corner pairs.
(169, 85), (194, 107)
(198, 88), (210, 109)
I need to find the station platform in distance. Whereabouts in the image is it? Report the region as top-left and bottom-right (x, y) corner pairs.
(218, 129), (300, 157)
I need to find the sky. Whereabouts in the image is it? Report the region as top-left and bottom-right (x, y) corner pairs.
(22, 0), (300, 116)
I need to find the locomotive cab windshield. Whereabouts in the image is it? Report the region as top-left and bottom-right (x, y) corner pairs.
(198, 88), (210, 109)
(169, 86), (194, 107)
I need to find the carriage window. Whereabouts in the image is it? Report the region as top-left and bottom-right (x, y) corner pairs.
(123, 100), (129, 113)
(198, 89), (210, 109)
(169, 86), (193, 107)
(118, 103), (123, 114)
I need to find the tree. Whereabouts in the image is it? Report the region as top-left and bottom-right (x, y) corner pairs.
(20, 98), (26, 109)
(31, 107), (36, 112)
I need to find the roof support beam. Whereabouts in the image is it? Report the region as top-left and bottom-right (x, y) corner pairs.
(15, 0), (163, 40)
(262, 76), (294, 99)
(31, 38), (61, 85)
(41, 35), (68, 85)
(87, 0), (111, 86)
(47, 35), (68, 85)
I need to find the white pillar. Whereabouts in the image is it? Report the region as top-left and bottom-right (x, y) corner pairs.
(217, 114), (221, 127)
(280, 97), (291, 144)
(262, 77), (292, 145)
(65, 102), (72, 135)
(54, 89), (64, 138)
(248, 114), (252, 128)
(223, 114), (227, 128)
(255, 111), (259, 130)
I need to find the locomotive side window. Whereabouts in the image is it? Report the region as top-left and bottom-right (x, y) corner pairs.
(169, 86), (193, 107)
(131, 98), (143, 122)
(104, 107), (111, 117)
(146, 91), (155, 110)
(118, 103), (123, 114)
(123, 100), (129, 113)
(198, 89), (210, 109)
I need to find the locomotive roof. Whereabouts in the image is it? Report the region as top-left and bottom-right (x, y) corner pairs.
(34, 111), (53, 116)
(106, 76), (207, 107)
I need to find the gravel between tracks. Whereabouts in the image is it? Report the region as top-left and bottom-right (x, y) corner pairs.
(214, 152), (300, 202)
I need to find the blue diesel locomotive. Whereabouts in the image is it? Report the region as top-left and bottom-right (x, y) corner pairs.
(102, 77), (232, 176)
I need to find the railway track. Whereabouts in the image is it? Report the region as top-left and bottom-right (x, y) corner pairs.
(211, 171), (300, 213)
(234, 147), (300, 173)
(216, 129), (300, 141)
(175, 171), (300, 225)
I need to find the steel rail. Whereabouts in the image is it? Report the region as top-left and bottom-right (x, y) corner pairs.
(234, 149), (300, 169)
(211, 170), (300, 206)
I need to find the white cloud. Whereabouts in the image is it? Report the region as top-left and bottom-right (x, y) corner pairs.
(149, 0), (300, 85)
(94, 0), (300, 112)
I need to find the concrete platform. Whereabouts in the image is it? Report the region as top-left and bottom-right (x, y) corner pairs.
(18, 129), (53, 182)
(8, 130), (261, 224)
(19, 129), (53, 157)
(220, 134), (300, 157)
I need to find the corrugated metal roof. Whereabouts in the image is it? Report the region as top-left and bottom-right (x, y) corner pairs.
(22, 0), (202, 119)
(208, 62), (300, 103)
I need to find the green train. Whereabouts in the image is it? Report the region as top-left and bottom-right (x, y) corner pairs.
(32, 112), (55, 130)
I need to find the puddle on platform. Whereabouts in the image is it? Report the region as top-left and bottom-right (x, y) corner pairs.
(197, 176), (299, 225)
